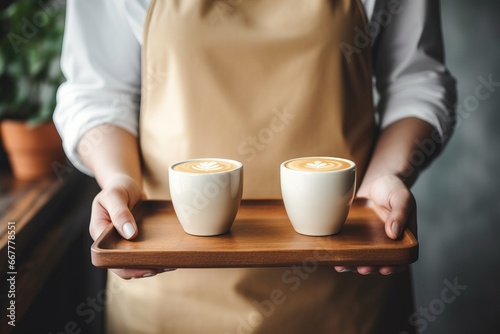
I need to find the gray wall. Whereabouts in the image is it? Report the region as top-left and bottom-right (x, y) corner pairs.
(411, 0), (500, 333)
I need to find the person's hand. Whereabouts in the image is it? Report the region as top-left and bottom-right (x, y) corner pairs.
(90, 174), (174, 279)
(334, 174), (417, 275)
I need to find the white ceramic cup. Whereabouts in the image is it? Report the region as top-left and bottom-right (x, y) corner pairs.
(168, 158), (243, 236)
(280, 157), (356, 236)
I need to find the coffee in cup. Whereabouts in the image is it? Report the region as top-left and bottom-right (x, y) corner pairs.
(172, 160), (239, 173)
(169, 158), (243, 236)
(284, 158), (352, 172)
(280, 157), (356, 236)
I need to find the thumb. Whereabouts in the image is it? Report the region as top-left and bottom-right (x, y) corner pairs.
(90, 188), (139, 241)
(385, 185), (415, 240)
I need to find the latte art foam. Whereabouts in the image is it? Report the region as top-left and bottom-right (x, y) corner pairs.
(173, 160), (239, 173)
(285, 158), (352, 172)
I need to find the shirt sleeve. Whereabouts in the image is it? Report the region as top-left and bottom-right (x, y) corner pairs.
(53, 0), (142, 176)
(372, 0), (457, 142)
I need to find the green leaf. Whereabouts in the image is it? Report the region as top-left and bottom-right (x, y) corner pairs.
(0, 0), (66, 121)
(27, 49), (44, 76)
(0, 51), (5, 75)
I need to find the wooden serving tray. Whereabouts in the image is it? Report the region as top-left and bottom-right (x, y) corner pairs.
(91, 199), (418, 268)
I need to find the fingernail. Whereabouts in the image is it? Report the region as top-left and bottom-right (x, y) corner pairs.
(339, 268), (351, 273)
(123, 222), (135, 239)
(142, 273), (156, 278)
(391, 221), (401, 238)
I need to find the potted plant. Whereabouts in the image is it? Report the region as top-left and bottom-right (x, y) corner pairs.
(0, 0), (67, 180)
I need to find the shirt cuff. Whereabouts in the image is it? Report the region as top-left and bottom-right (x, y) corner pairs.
(378, 72), (457, 142)
(53, 93), (139, 177)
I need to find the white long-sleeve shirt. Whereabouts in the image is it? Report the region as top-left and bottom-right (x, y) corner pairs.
(54, 0), (457, 176)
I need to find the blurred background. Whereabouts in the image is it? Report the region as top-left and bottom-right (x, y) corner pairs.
(1, 0), (499, 333)
(412, 0), (500, 333)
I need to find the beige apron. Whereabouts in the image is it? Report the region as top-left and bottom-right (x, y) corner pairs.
(107, 1), (415, 333)
(140, 0), (375, 199)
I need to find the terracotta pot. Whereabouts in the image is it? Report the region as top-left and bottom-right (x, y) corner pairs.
(0, 120), (66, 180)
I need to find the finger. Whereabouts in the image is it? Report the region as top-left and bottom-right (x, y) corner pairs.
(337, 265), (407, 275)
(334, 266), (355, 273)
(335, 266), (377, 275)
(356, 266), (376, 275)
(379, 265), (407, 275)
(89, 196), (114, 241)
(379, 266), (394, 275)
(102, 188), (139, 240)
(111, 268), (176, 280)
(89, 194), (137, 241)
(385, 187), (415, 239)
